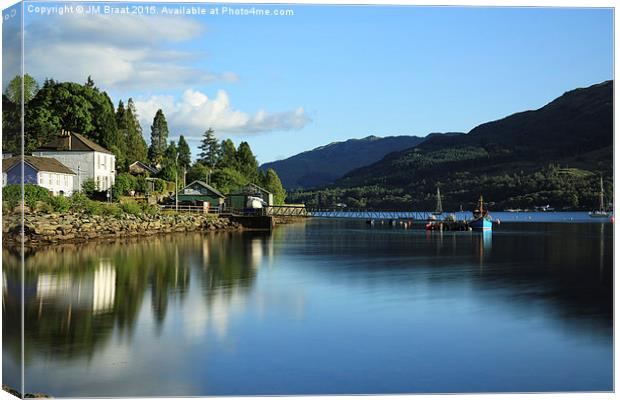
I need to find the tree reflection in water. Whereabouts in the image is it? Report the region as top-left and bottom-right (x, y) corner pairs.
(2, 230), (275, 363)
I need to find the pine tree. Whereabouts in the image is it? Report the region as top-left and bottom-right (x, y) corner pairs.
(236, 141), (259, 180)
(113, 100), (129, 171)
(158, 141), (178, 182)
(198, 128), (220, 167)
(178, 135), (191, 171)
(218, 139), (237, 169)
(148, 109), (169, 166)
(126, 98), (149, 165)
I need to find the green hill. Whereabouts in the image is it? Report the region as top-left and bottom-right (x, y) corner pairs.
(260, 135), (428, 189)
(288, 81), (613, 211)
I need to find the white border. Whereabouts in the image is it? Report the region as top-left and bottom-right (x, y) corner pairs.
(0, 1), (616, 400)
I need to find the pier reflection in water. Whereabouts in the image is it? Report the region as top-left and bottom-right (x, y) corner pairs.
(2, 219), (613, 396)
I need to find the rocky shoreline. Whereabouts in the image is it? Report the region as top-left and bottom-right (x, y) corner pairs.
(2, 211), (242, 247)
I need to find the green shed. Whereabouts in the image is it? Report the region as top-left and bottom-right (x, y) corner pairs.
(177, 180), (225, 208)
(225, 183), (273, 212)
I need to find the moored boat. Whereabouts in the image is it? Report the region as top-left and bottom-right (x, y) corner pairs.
(470, 196), (492, 231)
(589, 177), (611, 218)
(432, 187), (443, 216)
(470, 217), (492, 230)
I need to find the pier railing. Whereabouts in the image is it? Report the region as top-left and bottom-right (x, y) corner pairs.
(160, 204), (221, 214)
(265, 205), (435, 221)
(160, 203), (457, 221)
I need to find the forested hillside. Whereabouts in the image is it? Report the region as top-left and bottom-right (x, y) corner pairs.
(289, 81), (613, 211)
(260, 135), (427, 189)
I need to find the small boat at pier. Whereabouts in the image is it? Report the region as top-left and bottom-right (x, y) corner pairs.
(425, 213), (470, 231)
(470, 196), (492, 231)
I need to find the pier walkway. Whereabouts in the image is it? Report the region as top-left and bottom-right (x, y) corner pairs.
(266, 205), (435, 221)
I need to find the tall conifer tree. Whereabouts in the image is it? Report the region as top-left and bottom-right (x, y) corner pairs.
(148, 109), (169, 165)
(198, 128), (220, 167)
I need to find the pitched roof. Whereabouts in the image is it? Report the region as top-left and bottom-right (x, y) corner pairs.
(180, 180), (225, 198)
(128, 161), (158, 175)
(229, 183), (272, 196)
(247, 183), (272, 195)
(34, 131), (112, 154)
(2, 155), (76, 175)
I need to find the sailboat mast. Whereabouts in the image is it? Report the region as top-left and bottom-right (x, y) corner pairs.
(599, 177), (605, 211)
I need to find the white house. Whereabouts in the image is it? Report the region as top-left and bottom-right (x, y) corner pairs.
(32, 130), (116, 192)
(2, 155), (76, 196)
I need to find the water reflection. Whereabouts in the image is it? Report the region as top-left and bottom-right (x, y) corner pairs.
(3, 231), (275, 365)
(477, 231), (492, 267)
(288, 220), (612, 330)
(2, 220), (613, 396)
(35, 260), (116, 315)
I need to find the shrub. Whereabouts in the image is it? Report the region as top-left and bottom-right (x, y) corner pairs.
(48, 195), (71, 213)
(81, 178), (97, 198)
(101, 203), (122, 217)
(112, 173), (137, 201)
(24, 184), (50, 211)
(2, 184), (21, 210)
(121, 201), (142, 215)
(39, 202), (54, 214)
(70, 192), (90, 210)
(141, 203), (160, 215)
(84, 200), (104, 215)
(153, 178), (166, 193)
(136, 175), (148, 195)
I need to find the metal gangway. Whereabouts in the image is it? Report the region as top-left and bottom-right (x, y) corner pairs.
(266, 205), (434, 221)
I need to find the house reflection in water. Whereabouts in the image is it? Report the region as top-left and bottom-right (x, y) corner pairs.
(250, 237), (264, 269)
(36, 260), (116, 315)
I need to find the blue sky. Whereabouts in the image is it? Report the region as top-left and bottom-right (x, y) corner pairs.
(7, 3), (615, 163)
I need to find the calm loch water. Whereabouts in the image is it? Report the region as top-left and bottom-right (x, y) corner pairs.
(2, 217), (613, 396)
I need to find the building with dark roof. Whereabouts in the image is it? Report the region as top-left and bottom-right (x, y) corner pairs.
(3, 155), (76, 196)
(32, 130), (116, 192)
(128, 161), (158, 176)
(177, 180), (225, 209)
(225, 183), (274, 213)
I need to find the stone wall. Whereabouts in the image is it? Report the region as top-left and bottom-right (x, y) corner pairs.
(2, 212), (241, 246)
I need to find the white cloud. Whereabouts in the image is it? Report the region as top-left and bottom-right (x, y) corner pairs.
(2, 5), (23, 89)
(134, 89), (311, 137)
(23, 13), (236, 90)
(20, 11), (311, 138)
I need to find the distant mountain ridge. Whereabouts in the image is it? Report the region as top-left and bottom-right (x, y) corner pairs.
(260, 135), (430, 189)
(288, 80), (613, 210)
